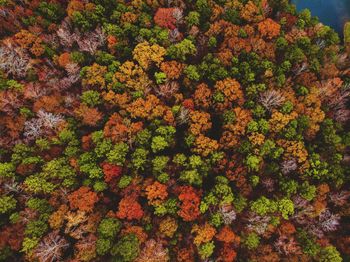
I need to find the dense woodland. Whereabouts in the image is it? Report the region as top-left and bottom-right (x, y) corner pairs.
(0, 0), (349, 261)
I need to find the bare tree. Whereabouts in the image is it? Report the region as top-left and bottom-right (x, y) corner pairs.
(34, 231), (69, 262)
(0, 41), (31, 78)
(259, 89), (285, 111)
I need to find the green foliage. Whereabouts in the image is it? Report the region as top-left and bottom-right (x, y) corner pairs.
(344, 22), (350, 44)
(184, 65), (200, 81)
(21, 237), (39, 253)
(297, 230), (320, 257)
(37, 1), (65, 23)
(0, 162), (15, 178)
(155, 72), (167, 84)
(26, 198), (52, 215)
(131, 148), (149, 171)
(180, 169), (202, 186)
(98, 218), (122, 239)
(152, 156), (169, 174)
(110, 234), (140, 262)
(319, 246), (342, 262)
(198, 241), (215, 259)
(0, 196), (17, 214)
(24, 175), (56, 194)
(245, 154), (261, 172)
(300, 181), (316, 201)
(107, 143), (129, 165)
(167, 39), (197, 61)
(25, 220), (48, 238)
(278, 198), (294, 219)
(242, 232), (260, 250)
(96, 238), (112, 255)
(81, 90), (101, 107)
(118, 175), (132, 189)
(151, 136), (169, 153)
(186, 11), (200, 26)
(250, 196), (276, 216)
(154, 198), (178, 216)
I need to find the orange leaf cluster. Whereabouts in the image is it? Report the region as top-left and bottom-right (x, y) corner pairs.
(215, 78), (245, 105)
(177, 186), (201, 222)
(122, 225), (148, 243)
(193, 83), (212, 109)
(240, 1), (264, 23)
(191, 223), (216, 246)
(193, 134), (219, 157)
(121, 12), (138, 24)
(133, 41), (166, 70)
(269, 111), (298, 133)
(126, 94), (166, 120)
(116, 197), (144, 220)
(277, 139), (309, 164)
(258, 18), (281, 39)
(75, 104), (103, 126)
(103, 113), (143, 143)
(102, 162), (123, 183)
(221, 107), (252, 148)
(57, 52), (71, 68)
(216, 226), (240, 244)
(189, 110), (212, 136)
(218, 244), (238, 262)
(160, 61), (184, 80)
(145, 181), (168, 206)
(49, 204), (69, 229)
(14, 29), (44, 56)
(67, 0), (85, 17)
(68, 187), (99, 213)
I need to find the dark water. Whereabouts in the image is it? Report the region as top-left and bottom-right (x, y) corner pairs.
(292, 0), (350, 37)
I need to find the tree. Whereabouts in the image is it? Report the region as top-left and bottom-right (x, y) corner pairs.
(167, 39), (197, 61)
(33, 231), (69, 262)
(111, 234), (140, 262)
(97, 218), (121, 239)
(177, 186), (201, 221)
(133, 41), (166, 70)
(68, 186), (99, 213)
(116, 197), (144, 221)
(145, 181), (168, 206)
(136, 239), (169, 262)
(102, 162), (123, 183)
(258, 18), (281, 39)
(154, 8), (177, 30)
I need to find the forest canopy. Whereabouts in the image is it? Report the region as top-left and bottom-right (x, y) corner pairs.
(0, 0), (349, 261)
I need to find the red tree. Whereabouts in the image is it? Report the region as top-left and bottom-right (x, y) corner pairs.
(116, 197), (144, 220)
(68, 186), (99, 212)
(177, 186), (201, 221)
(154, 8), (176, 30)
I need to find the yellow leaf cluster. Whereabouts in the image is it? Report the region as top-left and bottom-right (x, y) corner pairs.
(248, 132), (265, 146)
(191, 223), (216, 246)
(112, 61), (152, 91)
(133, 41), (166, 70)
(193, 134), (219, 157)
(82, 63), (107, 89)
(277, 139), (308, 164)
(49, 204), (69, 229)
(269, 111), (298, 133)
(159, 217), (178, 238)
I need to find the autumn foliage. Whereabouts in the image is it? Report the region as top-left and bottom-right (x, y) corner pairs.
(0, 0), (349, 261)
